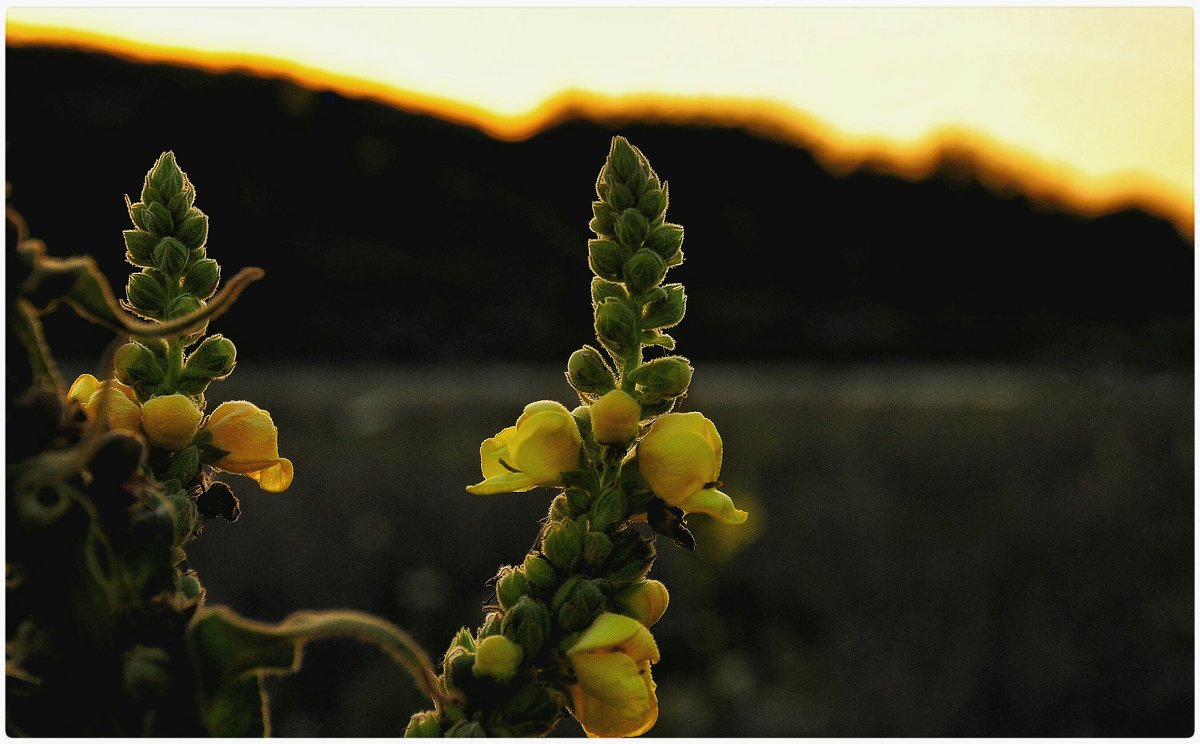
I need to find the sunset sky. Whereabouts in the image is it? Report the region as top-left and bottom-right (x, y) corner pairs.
(6, 6), (1193, 231)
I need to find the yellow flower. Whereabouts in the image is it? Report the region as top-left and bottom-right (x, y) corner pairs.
(590, 389), (641, 445)
(141, 394), (203, 450)
(203, 401), (293, 492)
(567, 613), (660, 738)
(466, 400), (582, 495)
(636, 412), (748, 525)
(614, 580), (670, 627)
(472, 634), (524, 683)
(67, 374), (141, 433)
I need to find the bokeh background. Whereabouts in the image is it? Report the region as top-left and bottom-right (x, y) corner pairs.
(6, 26), (1194, 737)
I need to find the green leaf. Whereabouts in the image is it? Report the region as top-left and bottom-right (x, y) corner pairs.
(204, 674), (270, 737)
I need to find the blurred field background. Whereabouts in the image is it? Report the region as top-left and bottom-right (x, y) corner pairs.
(9, 42), (1194, 737)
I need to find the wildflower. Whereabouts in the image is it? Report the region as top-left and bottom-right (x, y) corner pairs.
(141, 394), (203, 450)
(614, 580), (669, 627)
(590, 389), (641, 445)
(567, 612), (660, 738)
(636, 412), (748, 524)
(472, 634), (524, 683)
(67, 373), (141, 433)
(203, 400), (293, 492)
(467, 400), (582, 495)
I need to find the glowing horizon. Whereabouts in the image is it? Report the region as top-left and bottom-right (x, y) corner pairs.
(6, 7), (1193, 235)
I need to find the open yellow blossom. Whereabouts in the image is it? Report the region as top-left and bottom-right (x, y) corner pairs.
(636, 412), (748, 525)
(67, 373), (141, 433)
(567, 612), (660, 738)
(467, 400), (582, 495)
(203, 400), (293, 492)
(590, 389), (641, 445)
(141, 394), (203, 450)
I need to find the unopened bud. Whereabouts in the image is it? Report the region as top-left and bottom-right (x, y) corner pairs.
(608, 137), (639, 180)
(165, 294), (203, 320)
(594, 298), (638, 359)
(472, 634), (524, 683)
(566, 346), (616, 396)
(177, 209), (208, 249)
(497, 565), (530, 609)
(142, 394), (203, 450)
(113, 341), (165, 393)
(606, 181), (634, 211)
(614, 208), (649, 249)
(590, 277), (627, 308)
(589, 201), (615, 237)
(615, 579), (670, 627)
(582, 531), (613, 566)
(149, 152), (185, 197)
(590, 389), (641, 445)
(126, 272), (167, 314)
(624, 248), (667, 294)
(630, 356), (694, 402)
(565, 486), (592, 515)
(167, 185), (196, 221)
(183, 334), (237, 382)
(405, 711), (443, 737)
(501, 596), (550, 659)
(645, 223), (684, 261)
(541, 519), (583, 571)
(643, 283), (686, 330)
(182, 258), (220, 298)
(587, 239), (623, 282)
(153, 237), (189, 277)
(128, 201), (151, 232)
(522, 555), (557, 590)
(123, 230), (158, 267)
(146, 202), (174, 236)
(552, 577), (605, 632)
(637, 186), (667, 222)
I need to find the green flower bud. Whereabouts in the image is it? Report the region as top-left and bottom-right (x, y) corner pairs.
(123, 230), (158, 267)
(182, 258), (220, 299)
(167, 185), (196, 221)
(113, 341), (165, 394)
(590, 277), (627, 308)
(479, 611), (503, 638)
(642, 283), (686, 330)
(565, 486), (592, 515)
(182, 334), (237, 382)
(122, 645), (172, 702)
(141, 184), (163, 207)
(501, 596), (551, 659)
(630, 356), (694, 402)
(608, 137), (639, 181)
(405, 710), (443, 737)
(637, 187), (667, 222)
(552, 577), (605, 632)
(497, 565), (531, 610)
(614, 208), (649, 249)
(587, 239), (623, 282)
(149, 151), (185, 197)
(594, 298), (638, 360)
(589, 488), (628, 532)
(444, 651), (477, 694)
(472, 634), (524, 683)
(445, 721), (486, 737)
(126, 271), (167, 314)
(645, 223), (684, 261)
(567, 346), (616, 396)
(589, 201), (615, 237)
(146, 201), (174, 236)
(602, 527), (656, 586)
(541, 519), (583, 571)
(177, 209), (209, 250)
(165, 294), (203, 320)
(606, 181), (634, 211)
(549, 493), (571, 521)
(522, 555), (557, 590)
(177, 570), (203, 601)
(623, 249), (667, 294)
(153, 237), (189, 277)
(583, 531), (613, 566)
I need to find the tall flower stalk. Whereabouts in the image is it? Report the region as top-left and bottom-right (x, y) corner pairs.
(408, 137), (747, 738)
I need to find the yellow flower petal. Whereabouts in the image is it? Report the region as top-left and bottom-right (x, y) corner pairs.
(569, 678), (659, 738)
(571, 653), (652, 719)
(637, 430), (718, 505)
(204, 400), (291, 492)
(67, 374), (102, 405)
(247, 458), (294, 493)
(615, 580), (670, 627)
(141, 394), (203, 450)
(590, 389), (641, 445)
(466, 471), (539, 495)
(479, 426), (517, 479)
(680, 488), (749, 525)
(85, 386), (142, 433)
(509, 409), (582, 484)
(568, 613), (659, 662)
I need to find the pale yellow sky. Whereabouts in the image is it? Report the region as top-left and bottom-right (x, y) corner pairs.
(6, 7), (1193, 228)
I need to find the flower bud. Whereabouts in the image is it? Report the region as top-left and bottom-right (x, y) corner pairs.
(564, 485), (592, 515)
(614, 208), (649, 249)
(142, 394), (202, 450)
(567, 345), (616, 396)
(182, 258), (220, 299)
(541, 519), (584, 571)
(70, 375), (142, 433)
(590, 277), (627, 308)
(642, 283), (686, 330)
(594, 298), (638, 359)
(615, 580), (670, 627)
(472, 634), (524, 683)
(146, 202), (174, 236)
(554, 578), (605, 632)
(128, 201), (150, 231)
(590, 389), (641, 444)
(582, 531), (613, 566)
(501, 596), (551, 659)
(637, 187), (667, 222)
(522, 555), (557, 590)
(152, 237), (189, 277)
(405, 711), (443, 737)
(177, 570), (203, 600)
(623, 249), (667, 294)
(497, 565), (531, 609)
(606, 181), (635, 211)
(183, 334), (237, 382)
(608, 136), (639, 181)
(629, 356), (694, 403)
(113, 341), (166, 394)
(203, 400), (293, 492)
(165, 294), (203, 320)
(479, 612), (503, 638)
(645, 223), (684, 261)
(167, 185), (196, 221)
(126, 271), (167, 314)
(123, 230), (158, 267)
(587, 239), (623, 282)
(149, 151), (185, 197)
(177, 209), (209, 250)
(589, 201), (615, 237)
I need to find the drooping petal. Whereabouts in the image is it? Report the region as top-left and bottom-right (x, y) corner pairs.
(568, 613), (645, 655)
(571, 653), (652, 719)
(637, 430), (718, 505)
(569, 674), (659, 738)
(680, 488), (748, 525)
(479, 426), (517, 479)
(246, 458), (294, 493)
(466, 471), (539, 496)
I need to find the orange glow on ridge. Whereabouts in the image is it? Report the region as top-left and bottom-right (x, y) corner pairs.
(7, 17), (1193, 237)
